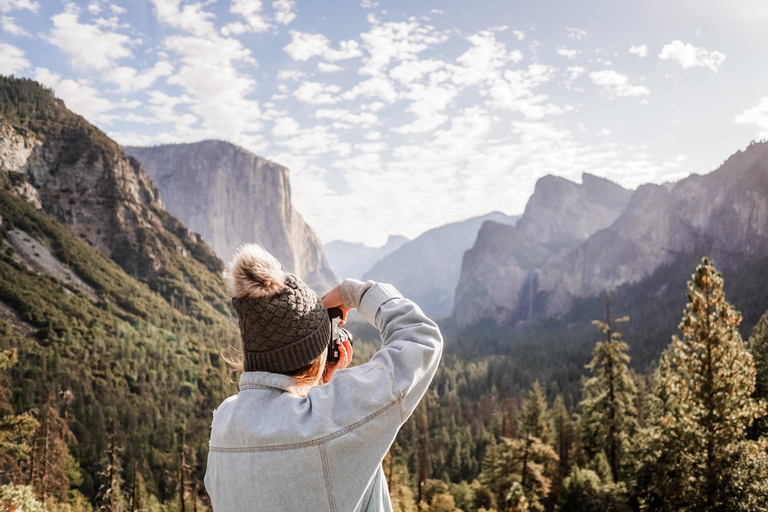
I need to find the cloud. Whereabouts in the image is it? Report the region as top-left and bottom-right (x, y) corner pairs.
(159, 32), (264, 148)
(283, 30), (362, 62)
(294, 81), (342, 104)
(341, 76), (398, 103)
(735, 97), (768, 139)
(0, 0), (38, 13)
(0, 42), (29, 74)
(33, 67), (123, 124)
(226, 0), (270, 34)
(513, 30), (525, 40)
(658, 40), (725, 73)
(151, 0), (216, 37)
(317, 62), (343, 73)
(488, 64), (563, 119)
(315, 108), (377, 127)
(1, 15), (28, 36)
(48, 5), (134, 70)
(629, 44), (648, 57)
(451, 29), (522, 87)
(557, 47), (580, 59)
(589, 70), (650, 98)
(273, 0), (296, 25)
(566, 27), (587, 40)
(360, 0), (378, 8)
(358, 17), (450, 77)
(101, 61), (174, 93)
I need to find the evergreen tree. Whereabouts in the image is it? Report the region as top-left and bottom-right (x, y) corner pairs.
(479, 382), (558, 512)
(0, 347), (37, 482)
(552, 395), (575, 485)
(519, 381), (550, 444)
(748, 309), (768, 437)
(579, 298), (637, 483)
(634, 258), (766, 511)
(556, 466), (630, 512)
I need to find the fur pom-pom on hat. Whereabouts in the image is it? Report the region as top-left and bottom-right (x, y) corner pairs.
(227, 244), (287, 298)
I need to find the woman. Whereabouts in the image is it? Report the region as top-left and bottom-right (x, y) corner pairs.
(204, 244), (442, 511)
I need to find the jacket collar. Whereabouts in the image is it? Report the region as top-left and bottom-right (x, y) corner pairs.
(238, 371), (296, 392)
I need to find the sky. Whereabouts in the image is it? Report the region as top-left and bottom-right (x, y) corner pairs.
(1, 0), (768, 246)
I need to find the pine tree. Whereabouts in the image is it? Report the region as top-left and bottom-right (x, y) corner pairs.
(0, 348), (37, 482)
(579, 297), (637, 483)
(519, 381), (550, 443)
(479, 382), (558, 512)
(748, 309), (768, 437)
(552, 395), (575, 484)
(635, 258), (766, 511)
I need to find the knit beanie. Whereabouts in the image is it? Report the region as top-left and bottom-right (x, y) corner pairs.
(228, 244), (330, 373)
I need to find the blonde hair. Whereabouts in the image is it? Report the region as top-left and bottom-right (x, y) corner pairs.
(222, 349), (326, 398)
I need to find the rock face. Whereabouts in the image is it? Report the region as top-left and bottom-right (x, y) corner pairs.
(454, 174), (632, 326)
(363, 212), (518, 318)
(535, 141), (768, 315)
(455, 142), (768, 326)
(324, 235), (409, 281)
(124, 141), (336, 292)
(0, 76), (230, 316)
(0, 108), (220, 280)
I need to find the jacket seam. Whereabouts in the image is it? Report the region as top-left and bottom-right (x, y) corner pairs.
(209, 395), (403, 453)
(319, 443), (336, 512)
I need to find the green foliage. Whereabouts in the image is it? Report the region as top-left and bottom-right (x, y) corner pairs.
(579, 308), (637, 482)
(0, 192), (238, 507)
(556, 467), (630, 512)
(748, 310), (768, 437)
(634, 258), (766, 511)
(0, 483), (46, 512)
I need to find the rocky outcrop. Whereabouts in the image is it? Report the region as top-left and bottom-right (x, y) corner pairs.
(534, 141), (768, 315)
(324, 235), (409, 281)
(454, 174), (632, 326)
(455, 141), (768, 326)
(0, 77), (229, 316)
(364, 212), (518, 318)
(124, 141), (336, 292)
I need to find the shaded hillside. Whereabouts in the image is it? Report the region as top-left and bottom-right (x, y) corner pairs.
(124, 141), (336, 292)
(0, 178), (238, 504)
(0, 76), (230, 318)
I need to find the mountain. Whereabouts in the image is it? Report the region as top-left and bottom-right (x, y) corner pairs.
(454, 174), (632, 326)
(0, 76), (229, 319)
(534, 140), (768, 315)
(454, 142), (768, 327)
(364, 212), (519, 318)
(324, 235), (409, 280)
(0, 76), (237, 504)
(123, 142), (336, 292)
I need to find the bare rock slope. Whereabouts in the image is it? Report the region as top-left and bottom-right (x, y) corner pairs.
(124, 141), (336, 292)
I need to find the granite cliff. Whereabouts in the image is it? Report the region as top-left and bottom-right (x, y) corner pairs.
(455, 142), (768, 326)
(364, 212), (519, 318)
(124, 141), (336, 292)
(454, 174), (632, 325)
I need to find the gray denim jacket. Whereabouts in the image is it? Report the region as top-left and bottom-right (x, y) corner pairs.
(204, 283), (443, 511)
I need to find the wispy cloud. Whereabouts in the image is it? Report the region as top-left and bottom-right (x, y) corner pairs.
(659, 40), (725, 73)
(590, 69), (649, 98)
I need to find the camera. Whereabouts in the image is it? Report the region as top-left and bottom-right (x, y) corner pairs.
(327, 307), (353, 365)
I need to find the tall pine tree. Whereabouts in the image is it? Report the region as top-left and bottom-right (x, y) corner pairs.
(579, 297), (637, 483)
(635, 258), (766, 511)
